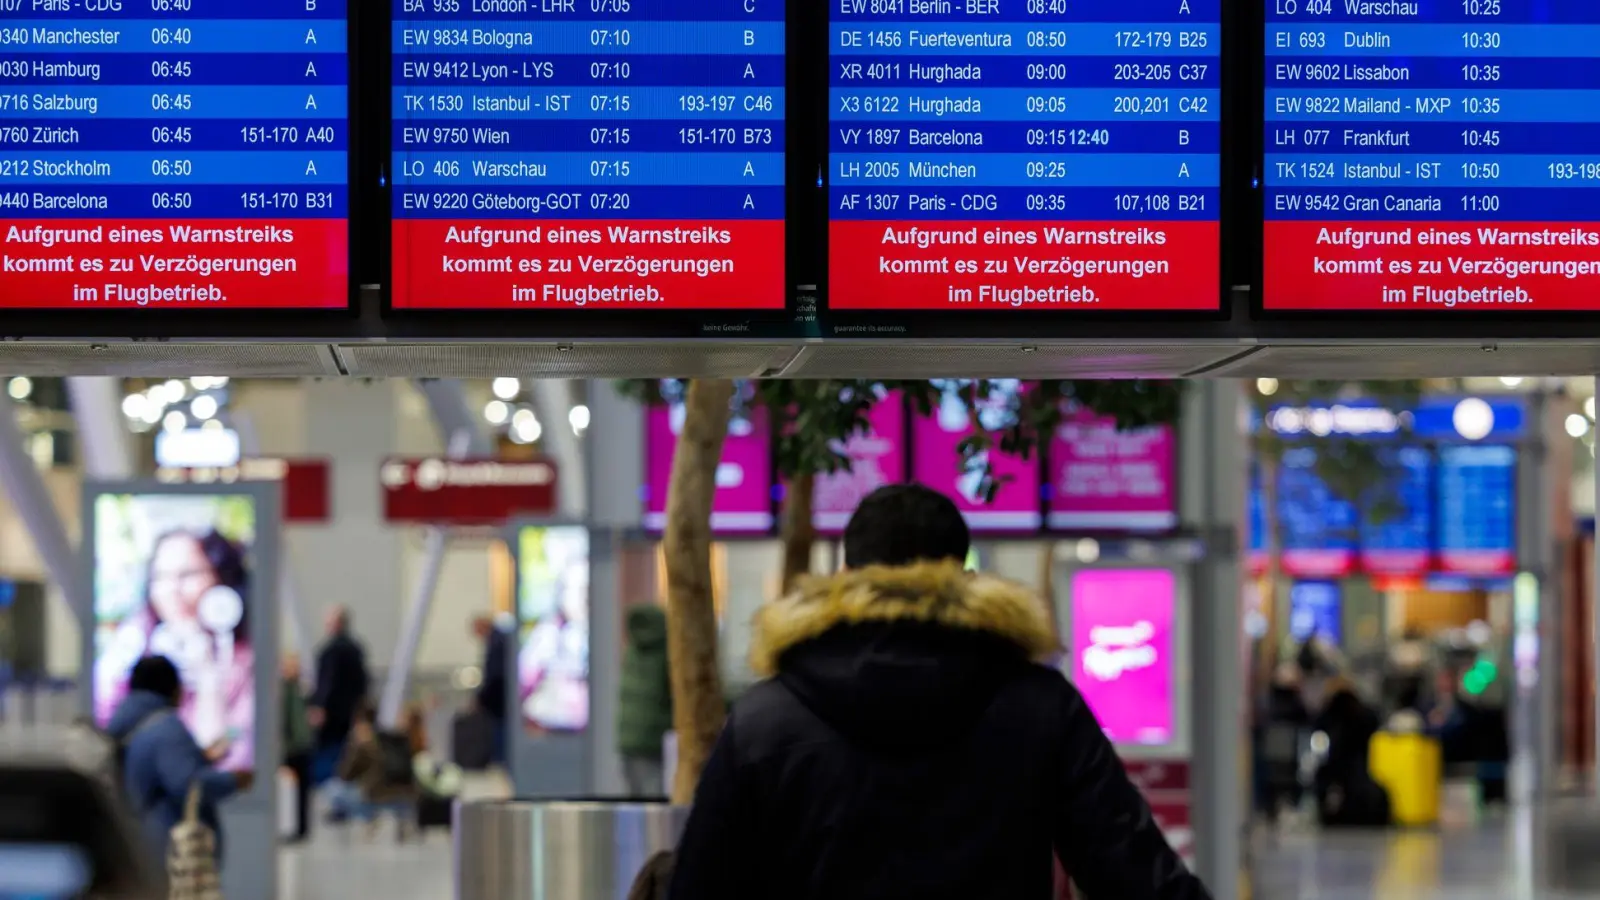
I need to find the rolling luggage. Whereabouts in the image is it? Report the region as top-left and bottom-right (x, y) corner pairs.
(451, 710), (495, 771)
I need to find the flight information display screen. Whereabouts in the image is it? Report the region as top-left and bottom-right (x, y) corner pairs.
(1264, 1), (1600, 311)
(0, 0), (349, 310)
(827, 0), (1221, 312)
(390, 1), (785, 310)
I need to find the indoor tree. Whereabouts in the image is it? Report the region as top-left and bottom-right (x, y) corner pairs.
(619, 377), (1186, 798)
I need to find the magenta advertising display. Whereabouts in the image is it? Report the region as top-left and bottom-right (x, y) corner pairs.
(1048, 411), (1177, 533)
(644, 396), (773, 535)
(910, 381), (1041, 532)
(1071, 569), (1175, 747)
(91, 492), (259, 772)
(812, 391), (907, 535)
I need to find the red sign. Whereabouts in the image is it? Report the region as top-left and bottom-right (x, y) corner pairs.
(156, 458), (331, 524)
(380, 457), (557, 524)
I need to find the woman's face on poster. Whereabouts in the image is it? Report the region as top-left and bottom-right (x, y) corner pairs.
(148, 532), (217, 626)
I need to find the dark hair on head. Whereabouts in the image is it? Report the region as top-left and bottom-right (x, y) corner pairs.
(145, 528), (251, 642)
(128, 655), (182, 702)
(843, 483), (970, 569)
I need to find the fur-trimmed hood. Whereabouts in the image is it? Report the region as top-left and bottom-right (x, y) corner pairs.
(751, 561), (1057, 677)
(747, 562), (1058, 754)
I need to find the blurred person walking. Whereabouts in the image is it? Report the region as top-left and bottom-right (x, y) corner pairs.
(108, 655), (253, 867)
(670, 484), (1208, 900)
(472, 615), (511, 765)
(617, 604), (672, 797)
(280, 653), (313, 843)
(309, 606), (370, 784)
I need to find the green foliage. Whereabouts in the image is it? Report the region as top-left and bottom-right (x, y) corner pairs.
(616, 378), (1186, 504)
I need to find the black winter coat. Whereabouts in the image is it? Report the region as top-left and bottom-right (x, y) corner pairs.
(670, 561), (1209, 900)
(311, 631), (370, 747)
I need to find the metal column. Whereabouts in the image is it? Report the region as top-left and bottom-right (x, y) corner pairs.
(66, 377), (134, 480)
(1182, 380), (1243, 899)
(376, 381), (491, 728)
(0, 396), (88, 630)
(231, 413), (315, 683)
(583, 379), (646, 796)
(531, 379), (587, 518)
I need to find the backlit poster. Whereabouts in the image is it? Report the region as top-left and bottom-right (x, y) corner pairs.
(1071, 568), (1175, 747)
(812, 390), (906, 534)
(910, 379), (1041, 531)
(91, 492), (258, 771)
(515, 525), (589, 732)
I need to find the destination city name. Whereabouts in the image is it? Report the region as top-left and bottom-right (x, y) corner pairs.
(0, 28), (120, 46)
(0, 61), (102, 81)
(0, 191), (108, 210)
(1273, 63), (1411, 83)
(1272, 30), (1395, 49)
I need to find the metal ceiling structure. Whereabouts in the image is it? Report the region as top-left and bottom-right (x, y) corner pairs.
(4, 337), (1600, 379)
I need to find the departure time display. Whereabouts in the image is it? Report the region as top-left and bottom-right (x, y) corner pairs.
(827, 0), (1222, 312)
(390, 0), (785, 310)
(0, 0), (349, 309)
(1264, 1), (1600, 311)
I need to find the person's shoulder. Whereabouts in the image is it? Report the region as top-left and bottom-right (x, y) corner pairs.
(722, 678), (816, 756)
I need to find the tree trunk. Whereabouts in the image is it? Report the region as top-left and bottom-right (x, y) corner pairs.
(1037, 540), (1063, 657)
(663, 379), (735, 804)
(780, 470), (817, 594)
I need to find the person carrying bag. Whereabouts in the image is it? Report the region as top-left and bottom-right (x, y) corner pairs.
(168, 783), (223, 900)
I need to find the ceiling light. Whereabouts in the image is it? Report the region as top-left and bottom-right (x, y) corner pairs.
(1256, 378), (1279, 396)
(1498, 376), (1523, 387)
(121, 393), (147, 419)
(162, 410), (187, 433)
(190, 394), (219, 421)
(492, 377), (521, 400)
(6, 376), (31, 401)
(484, 400), (509, 425)
(1586, 396), (1596, 421)
(513, 415), (542, 444)
(568, 404), (590, 433)
(1566, 413), (1589, 439)
(163, 379), (187, 401)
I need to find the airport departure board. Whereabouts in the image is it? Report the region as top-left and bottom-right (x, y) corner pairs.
(0, 0), (349, 309)
(827, 0), (1221, 312)
(1264, 1), (1600, 311)
(390, 0), (785, 310)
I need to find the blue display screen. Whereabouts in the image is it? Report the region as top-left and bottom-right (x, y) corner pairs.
(1289, 580), (1341, 645)
(389, 0), (787, 310)
(1263, 1), (1600, 311)
(1359, 445), (1432, 575)
(1437, 443), (1516, 575)
(0, 1), (350, 310)
(1276, 446), (1358, 578)
(826, 0), (1222, 311)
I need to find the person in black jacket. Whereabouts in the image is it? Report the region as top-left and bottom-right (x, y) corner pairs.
(473, 615), (510, 764)
(670, 484), (1209, 900)
(309, 605), (370, 784)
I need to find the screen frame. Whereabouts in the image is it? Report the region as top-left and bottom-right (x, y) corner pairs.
(503, 517), (593, 798)
(78, 478), (280, 900)
(1056, 562), (1191, 759)
(0, 4), (370, 331)
(1250, 0), (1600, 322)
(378, 0), (802, 336)
(812, 0), (1238, 335)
